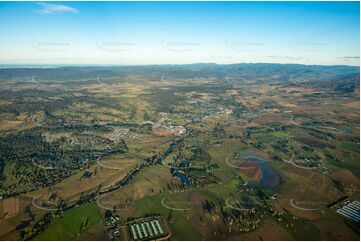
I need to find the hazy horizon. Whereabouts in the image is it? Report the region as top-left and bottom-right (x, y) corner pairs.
(0, 62), (360, 69)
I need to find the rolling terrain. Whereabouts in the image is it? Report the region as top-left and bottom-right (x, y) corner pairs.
(0, 63), (359, 240)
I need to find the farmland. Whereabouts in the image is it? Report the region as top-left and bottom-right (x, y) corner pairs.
(35, 203), (102, 240)
(0, 63), (359, 240)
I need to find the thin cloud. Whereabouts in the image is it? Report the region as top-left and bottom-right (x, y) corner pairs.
(337, 56), (360, 59)
(36, 2), (79, 14)
(265, 56), (305, 60)
(337, 56), (360, 62)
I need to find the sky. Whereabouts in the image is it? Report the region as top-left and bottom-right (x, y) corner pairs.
(0, 1), (359, 66)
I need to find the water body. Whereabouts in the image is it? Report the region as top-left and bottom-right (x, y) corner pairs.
(170, 167), (192, 186)
(169, 155), (193, 186)
(241, 152), (281, 188)
(344, 128), (352, 134)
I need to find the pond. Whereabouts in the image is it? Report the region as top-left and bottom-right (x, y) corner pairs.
(170, 167), (192, 186)
(241, 152), (281, 188)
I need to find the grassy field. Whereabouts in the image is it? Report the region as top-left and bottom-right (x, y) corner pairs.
(279, 214), (322, 240)
(35, 203), (102, 241)
(340, 142), (360, 153)
(134, 193), (202, 240)
(272, 130), (292, 138)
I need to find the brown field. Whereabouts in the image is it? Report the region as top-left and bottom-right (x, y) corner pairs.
(274, 198), (321, 221)
(236, 219), (293, 241)
(0, 196), (46, 240)
(154, 129), (179, 136)
(96, 166), (178, 210)
(294, 135), (328, 148)
(308, 173), (343, 200)
(330, 169), (359, 186)
(252, 112), (283, 125)
(157, 190), (228, 240)
(28, 153), (144, 202)
(239, 161), (262, 181)
(314, 219), (359, 241)
(0, 120), (22, 130)
(2, 198), (19, 219)
(345, 100), (359, 109)
(282, 162), (313, 177)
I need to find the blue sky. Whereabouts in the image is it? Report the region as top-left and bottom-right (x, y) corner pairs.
(0, 1), (359, 65)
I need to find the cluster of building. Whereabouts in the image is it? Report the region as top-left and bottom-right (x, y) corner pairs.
(105, 215), (120, 240)
(104, 128), (124, 141)
(128, 217), (166, 240)
(155, 124), (186, 135)
(336, 200), (360, 222)
(202, 107), (233, 120)
(127, 132), (144, 139)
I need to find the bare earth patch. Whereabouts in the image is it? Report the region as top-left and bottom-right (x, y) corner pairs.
(3, 198), (19, 219)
